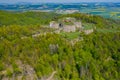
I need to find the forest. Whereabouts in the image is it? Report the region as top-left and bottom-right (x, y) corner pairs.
(0, 10), (120, 80)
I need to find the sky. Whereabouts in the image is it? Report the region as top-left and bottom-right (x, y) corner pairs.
(0, 0), (120, 4)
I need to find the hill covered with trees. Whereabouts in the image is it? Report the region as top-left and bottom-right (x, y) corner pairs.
(0, 10), (120, 80)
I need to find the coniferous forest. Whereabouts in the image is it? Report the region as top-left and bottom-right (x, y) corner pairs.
(0, 10), (120, 80)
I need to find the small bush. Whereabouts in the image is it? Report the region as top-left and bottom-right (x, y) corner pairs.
(6, 69), (13, 77)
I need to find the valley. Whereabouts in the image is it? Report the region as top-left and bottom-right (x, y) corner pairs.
(0, 2), (120, 19)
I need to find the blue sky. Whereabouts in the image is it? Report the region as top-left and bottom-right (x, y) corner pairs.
(0, 0), (120, 3)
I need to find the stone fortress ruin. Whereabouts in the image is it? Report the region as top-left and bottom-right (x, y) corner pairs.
(49, 17), (95, 34)
(50, 17), (82, 32)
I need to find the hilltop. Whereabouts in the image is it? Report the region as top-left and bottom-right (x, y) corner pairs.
(0, 11), (120, 80)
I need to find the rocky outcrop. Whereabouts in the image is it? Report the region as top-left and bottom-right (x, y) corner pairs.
(1, 60), (38, 80)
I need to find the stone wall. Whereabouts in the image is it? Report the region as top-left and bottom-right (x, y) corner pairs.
(63, 25), (76, 32)
(84, 29), (94, 35)
(50, 21), (59, 29)
(49, 17), (83, 33)
(74, 22), (82, 28)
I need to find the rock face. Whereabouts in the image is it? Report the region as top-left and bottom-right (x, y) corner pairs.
(49, 17), (82, 32)
(1, 60), (38, 80)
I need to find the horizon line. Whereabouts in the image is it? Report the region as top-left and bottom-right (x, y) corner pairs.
(0, 1), (120, 4)
(1, 1), (120, 3)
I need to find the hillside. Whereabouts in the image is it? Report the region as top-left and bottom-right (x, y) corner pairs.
(0, 10), (59, 26)
(0, 11), (120, 80)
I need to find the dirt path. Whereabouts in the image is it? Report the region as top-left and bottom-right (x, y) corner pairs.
(46, 71), (57, 80)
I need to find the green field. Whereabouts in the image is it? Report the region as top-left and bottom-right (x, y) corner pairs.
(80, 7), (120, 19)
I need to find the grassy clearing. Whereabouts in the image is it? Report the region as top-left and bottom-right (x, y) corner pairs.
(60, 32), (80, 40)
(83, 23), (94, 30)
(96, 28), (120, 33)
